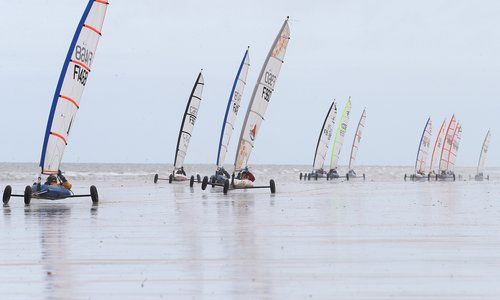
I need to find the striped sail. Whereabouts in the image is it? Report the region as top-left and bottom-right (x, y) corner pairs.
(414, 117), (433, 174)
(477, 130), (491, 175)
(448, 123), (462, 171)
(439, 115), (457, 172)
(429, 119), (446, 172)
(39, 0), (109, 174)
(234, 18), (290, 172)
(329, 98), (352, 170)
(174, 72), (204, 169)
(312, 101), (337, 170)
(348, 108), (367, 171)
(216, 49), (250, 167)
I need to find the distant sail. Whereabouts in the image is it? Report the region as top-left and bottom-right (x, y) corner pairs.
(216, 49), (250, 167)
(348, 108), (366, 171)
(39, 0), (109, 174)
(174, 72), (204, 169)
(414, 117), (432, 174)
(312, 101), (337, 170)
(234, 18), (290, 172)
(439, 115), (458, 172)
(429, 119), (446, 172)
(477, 130), (491, 175)
(329, 98), (352, 170)
(448, 124), (462, 171)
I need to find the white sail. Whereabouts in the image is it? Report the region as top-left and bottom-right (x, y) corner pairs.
(39, 0), (109, 174)
(348, 108), (367, 171)
(448, 123), (462, 171)
(477, 130), (491, 175)
(414, 117), (433, 174)
(329, 98), (352, 170)
(234, 18), (290, 172)
(217, 49), (250, 168)
(312, 101), (337, 170)
(429, 119), (446, 172)
(439, 115), (457, 172)
(174, 72), (204, 169)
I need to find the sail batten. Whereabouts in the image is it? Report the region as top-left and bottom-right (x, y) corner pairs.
(312, 101), (337, 171)
(329, 98), (352, 170)
(348, 108), (367, 171)
(234, 18), (290, 172)
(39, 0), (109, 174)
(216, 50), (251, 167)
(174, 72), (204, 169)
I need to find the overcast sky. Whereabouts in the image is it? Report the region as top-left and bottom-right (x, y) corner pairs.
(1, 0), (500, 167)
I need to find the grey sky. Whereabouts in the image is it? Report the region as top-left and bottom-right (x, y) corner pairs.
(1, 0), (499, 167)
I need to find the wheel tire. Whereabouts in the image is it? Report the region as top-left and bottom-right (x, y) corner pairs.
(169, 174), (173, 184)
(404, 174), (407, 181)
(299, 173), (302, 180)
(435, 174), (438, 181)
(201, 176), (208, 190)
(3, 185), (12, 204)
(427, 174), (431, 181)
(197, 174), (201, 183)
(363, 174), (366, 181)
(326, 174), (329, 181)
(223, 180), (229, 195)
(453, 174), (456, 181)
(307, 173), (311, 181)
(210, 176), (216, 188)
(190, 176), (195, 187)
(270, 179), (276, 194)
(90, 185), (99, 203)
(346, 173), (350, 181)
(24, 186), (32, 205)
(154, 174), (159, 184)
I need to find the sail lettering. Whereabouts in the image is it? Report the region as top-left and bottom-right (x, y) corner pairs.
(262, 86), (272, 102)
(73, 65), (88, 86)
(233, 91), (241, 113)
(75, 45), (94, 67)
(264, 71), (276, 88)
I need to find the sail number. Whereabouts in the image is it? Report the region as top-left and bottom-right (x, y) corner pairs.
(262, 71), (277, 102)
(73, 45), (94, 86)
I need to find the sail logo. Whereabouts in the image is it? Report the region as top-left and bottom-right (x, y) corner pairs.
(249, 124), (257, 141)
(324, 125), (333, 139)
(188, 107), (198, 125)
(233, 91), (242, 113)
(272, 26), (290, 57)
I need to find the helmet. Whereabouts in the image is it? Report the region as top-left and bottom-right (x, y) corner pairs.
(46, 175), (57, 184)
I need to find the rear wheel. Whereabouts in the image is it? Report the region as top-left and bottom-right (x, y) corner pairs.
(154, 174), (159, 184)
(326, 174), (330, 181)
(197, 174), (201, 183)
(270, 179), (276, 194)
(169, 174), (173, 184)
(315, 174), (318, 180)
(346, 173), (350, 181)
(363, 174), (366, 181)
(190, 176), (195, 187)
(3, 185), (12, 204)
(453, 174), (456, 181)
(90, 185), (99, 203)
(210, 176), (216, 188)
(201, 176), (208, 190)
(307, 173), (311, 181)
(299, 173), (302, 180)
(435, 174), (438, 181)
(24, 186), (32, 205)
(404, 174), (407, 181)
(223, 180), (229, 195)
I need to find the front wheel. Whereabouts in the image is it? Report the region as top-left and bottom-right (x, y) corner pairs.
(299, 173), (302, 180)
(404, 174), (407, 181)
(346, 173), (350, 181)
(153, 174), (159, 184)
(270, 179), (276, 194)
(201, 176), (208, 190)
(90, 185), (99, 203)
(197, 174), (201, 183)
(24, 186), (32, 205)
(363, 174), (366, 181)
(3, 185), (12, 204)
(223, 180), (229, 195)
(190, 176), (195, 187)
(169, 174), (173, 184)
(453, 174), (456, 181)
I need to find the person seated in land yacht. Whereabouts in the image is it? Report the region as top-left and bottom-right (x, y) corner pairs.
(45, 170), (72, 190)
(236, 167), (255, 182)
(175, 167), (186, 176)
(215, 167), (230, 179)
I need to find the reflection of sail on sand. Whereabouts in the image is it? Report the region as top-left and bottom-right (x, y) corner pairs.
(25, 205), (73, 299)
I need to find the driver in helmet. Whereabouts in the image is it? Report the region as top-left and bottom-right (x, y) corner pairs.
(45, 170), (72, 190)
(238, 167), (255, 182)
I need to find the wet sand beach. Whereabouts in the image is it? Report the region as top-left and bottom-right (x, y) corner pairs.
(1, 164), (500, 299)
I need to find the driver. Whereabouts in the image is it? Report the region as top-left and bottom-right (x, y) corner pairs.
(216, 166), (230, 179)
(239, 167), (255, 182)
(45, 170), (72, 190)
